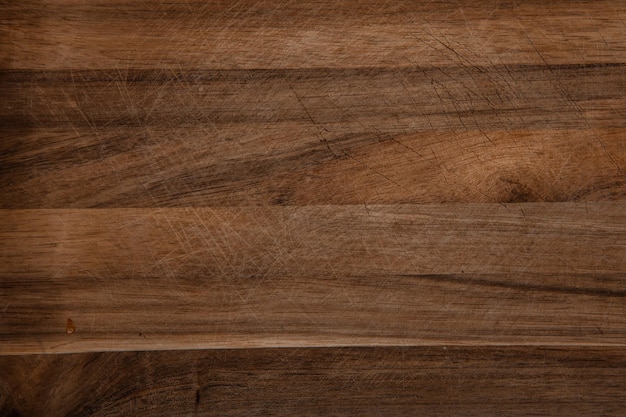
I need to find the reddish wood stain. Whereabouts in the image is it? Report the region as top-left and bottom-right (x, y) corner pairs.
(65, 318), (76, 335)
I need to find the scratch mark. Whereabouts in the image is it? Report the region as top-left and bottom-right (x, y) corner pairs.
(595, 136), (624, 176)
(524, 33), (549, 66)
(289, 83), (338, 158)
(385, 132), (440, 170)
(289, 83), (316, 124)
(341, 149), (408, 192)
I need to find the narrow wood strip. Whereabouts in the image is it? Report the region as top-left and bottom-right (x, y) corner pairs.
(3, 66), (623, 131)
(1, 204), (624, 354)
(1, 1), (625, 70)
(1, 346), (625, 416)
(1, 126), (624, 207)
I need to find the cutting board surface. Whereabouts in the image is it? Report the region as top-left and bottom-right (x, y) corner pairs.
(1, 1), (625, 416)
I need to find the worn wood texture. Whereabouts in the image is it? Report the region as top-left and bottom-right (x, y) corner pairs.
(1, 0), (626, 415)
(2, 347), (626, 417)
(1, 204), (625, 354)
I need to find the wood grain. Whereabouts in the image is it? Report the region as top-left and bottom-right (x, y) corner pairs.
(1, 0), (625, 207)
(1, 66), (625, 207)
(2, 347), (626, 416)
(1, 204), (624, 354)
(2, 1), (626, 70)
(1, 0), (626, 415)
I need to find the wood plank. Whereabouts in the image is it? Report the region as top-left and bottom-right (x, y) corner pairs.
(1, 66), (625, 207)
(2, 346), (625, 416)
(1, 127), (624, 208)
(1, 204), (624, 354)
(2, 1), (625, 70)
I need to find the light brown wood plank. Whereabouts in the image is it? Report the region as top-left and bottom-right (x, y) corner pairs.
(1, 204), (624, 354)
(2, 1), (625, 70)
(2, 346), (626, 416)
(1, 66), (625, 207)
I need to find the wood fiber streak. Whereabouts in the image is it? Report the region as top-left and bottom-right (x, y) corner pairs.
(1, 347), (626, 417)
(1, 205), (624, 353)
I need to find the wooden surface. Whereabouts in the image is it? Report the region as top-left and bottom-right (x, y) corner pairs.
(2, 347), (626, 416)
(2, 204), (626, 354)
(1, 0), (626, 415)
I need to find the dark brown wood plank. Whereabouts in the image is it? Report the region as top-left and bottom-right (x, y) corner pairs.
(1, 204), (624, 354)
(2, 346), (626, 416)
(1, 66), (625, 207)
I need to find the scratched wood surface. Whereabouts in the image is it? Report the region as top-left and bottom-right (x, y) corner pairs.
(1, 0), (626, 415)
(1, 204), (626, 354)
